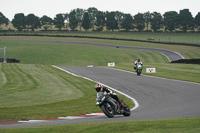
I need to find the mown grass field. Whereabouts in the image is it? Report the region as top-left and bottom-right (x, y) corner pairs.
(1, 36), (200, 82)
(2, 31), (200, 45)
(1, 35), (200, 59)
(0, 63), (133, 121)
(1, 117), (200, 133)
(48, 32), (200, 45)
(0, 35), (200, 132)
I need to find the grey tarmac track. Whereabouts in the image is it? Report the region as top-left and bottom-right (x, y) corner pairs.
(1, 66), (200, 128)
(59, 66), (200, 120)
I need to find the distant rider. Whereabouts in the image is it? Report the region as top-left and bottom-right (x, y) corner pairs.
(134, 58), (143, 70)
(95, 83), (124, 108)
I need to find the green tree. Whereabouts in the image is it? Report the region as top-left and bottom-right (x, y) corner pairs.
(87, 7), (98, 30)
(105, 11), (119, 31)
(40, 15), (53, 30)
(69, 10), (78, 31)
(121, 14), (133, 31)
(12, 13), (26, 31)
(134, 13), (145, 31)
(82, 12), (91, 31)
(195, 12), (200, 30)
(54, 13), (65, 30)
(75, 8), (85, 31)
(64, 13), (69, 21)
(178, 9), (194, 32)
(115, 11), (124, 30)
(0, 12), (9, 26)
(63, 13), (69, 29)
(151, 12), (163, 32)
(95, 11), (105, 31)
(25, 14), (41, 31)
(144, 11), (151, 30)
(163, 11), (178, 32)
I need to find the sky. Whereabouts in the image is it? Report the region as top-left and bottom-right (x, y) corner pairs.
(1, 0), (199, 20)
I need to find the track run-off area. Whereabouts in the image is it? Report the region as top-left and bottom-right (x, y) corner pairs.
(0, 39), (199, 128)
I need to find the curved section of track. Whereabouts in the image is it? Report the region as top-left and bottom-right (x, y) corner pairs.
(60, 66), (200, 120)
(2, 39), (184, 62)
(1, 66), (200, 128)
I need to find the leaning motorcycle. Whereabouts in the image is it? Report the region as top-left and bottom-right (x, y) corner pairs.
(136, 63), (143, 76)
(96, 92), (131, 118)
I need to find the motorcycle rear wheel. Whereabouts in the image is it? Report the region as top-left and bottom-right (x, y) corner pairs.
(122, 103), (131, 116)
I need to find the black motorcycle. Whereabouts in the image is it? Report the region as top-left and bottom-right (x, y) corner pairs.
(96, 92), (131, 118)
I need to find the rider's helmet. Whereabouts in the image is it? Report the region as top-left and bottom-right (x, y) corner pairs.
(137, 58), (140, 62)
(95, 83), (103, 92)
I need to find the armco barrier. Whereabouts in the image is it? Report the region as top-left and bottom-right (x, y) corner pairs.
(0, 58), (20, 63)
(171, 59), (200, 64)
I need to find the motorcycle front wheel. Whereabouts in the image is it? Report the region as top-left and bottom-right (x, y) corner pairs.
(101, 102), (115, 118)
(137, 71), (141, 76)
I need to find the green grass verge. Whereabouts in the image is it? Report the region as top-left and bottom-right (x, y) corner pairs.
(2, 36), (196, 83)
(0, 64), (82, 108)
(1, 36), (200, 59)
(0, 63), (96, 121)
(0, 117), (200, 133)
(0, 39), (169, 65)
(116, 63), (200, 83)
(0, 63), (133, 121)
(55, 32), (200, 45)
(2, 32), (200, 45)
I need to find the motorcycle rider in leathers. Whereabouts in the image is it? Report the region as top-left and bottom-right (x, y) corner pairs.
(95, 83), (124, 110)
(134, 58), (143, 70)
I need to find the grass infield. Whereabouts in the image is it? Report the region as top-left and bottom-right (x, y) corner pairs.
(0, 117), (200, 133)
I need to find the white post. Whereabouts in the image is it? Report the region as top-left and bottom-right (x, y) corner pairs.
(3, 47), (7, 63)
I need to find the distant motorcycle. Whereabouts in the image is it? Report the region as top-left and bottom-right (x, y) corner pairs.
(136, 63), (143, 76)
(96, 92), (131, 118)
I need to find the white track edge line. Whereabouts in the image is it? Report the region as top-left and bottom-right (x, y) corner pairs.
(157, 52), (171, 62)
(173, 51), (185, 59)
(106, 67), (200, 85)
(52, 65), (139, 111)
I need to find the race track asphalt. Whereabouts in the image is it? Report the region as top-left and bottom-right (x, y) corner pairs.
(1, 66), (200, 128)
(59, 66), (200, 120)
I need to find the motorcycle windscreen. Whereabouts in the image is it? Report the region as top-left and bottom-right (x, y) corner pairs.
(137, 64), (142, 69)
(96, 92), (104, 101)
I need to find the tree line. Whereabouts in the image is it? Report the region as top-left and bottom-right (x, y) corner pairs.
(0, 7), (200, 32)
